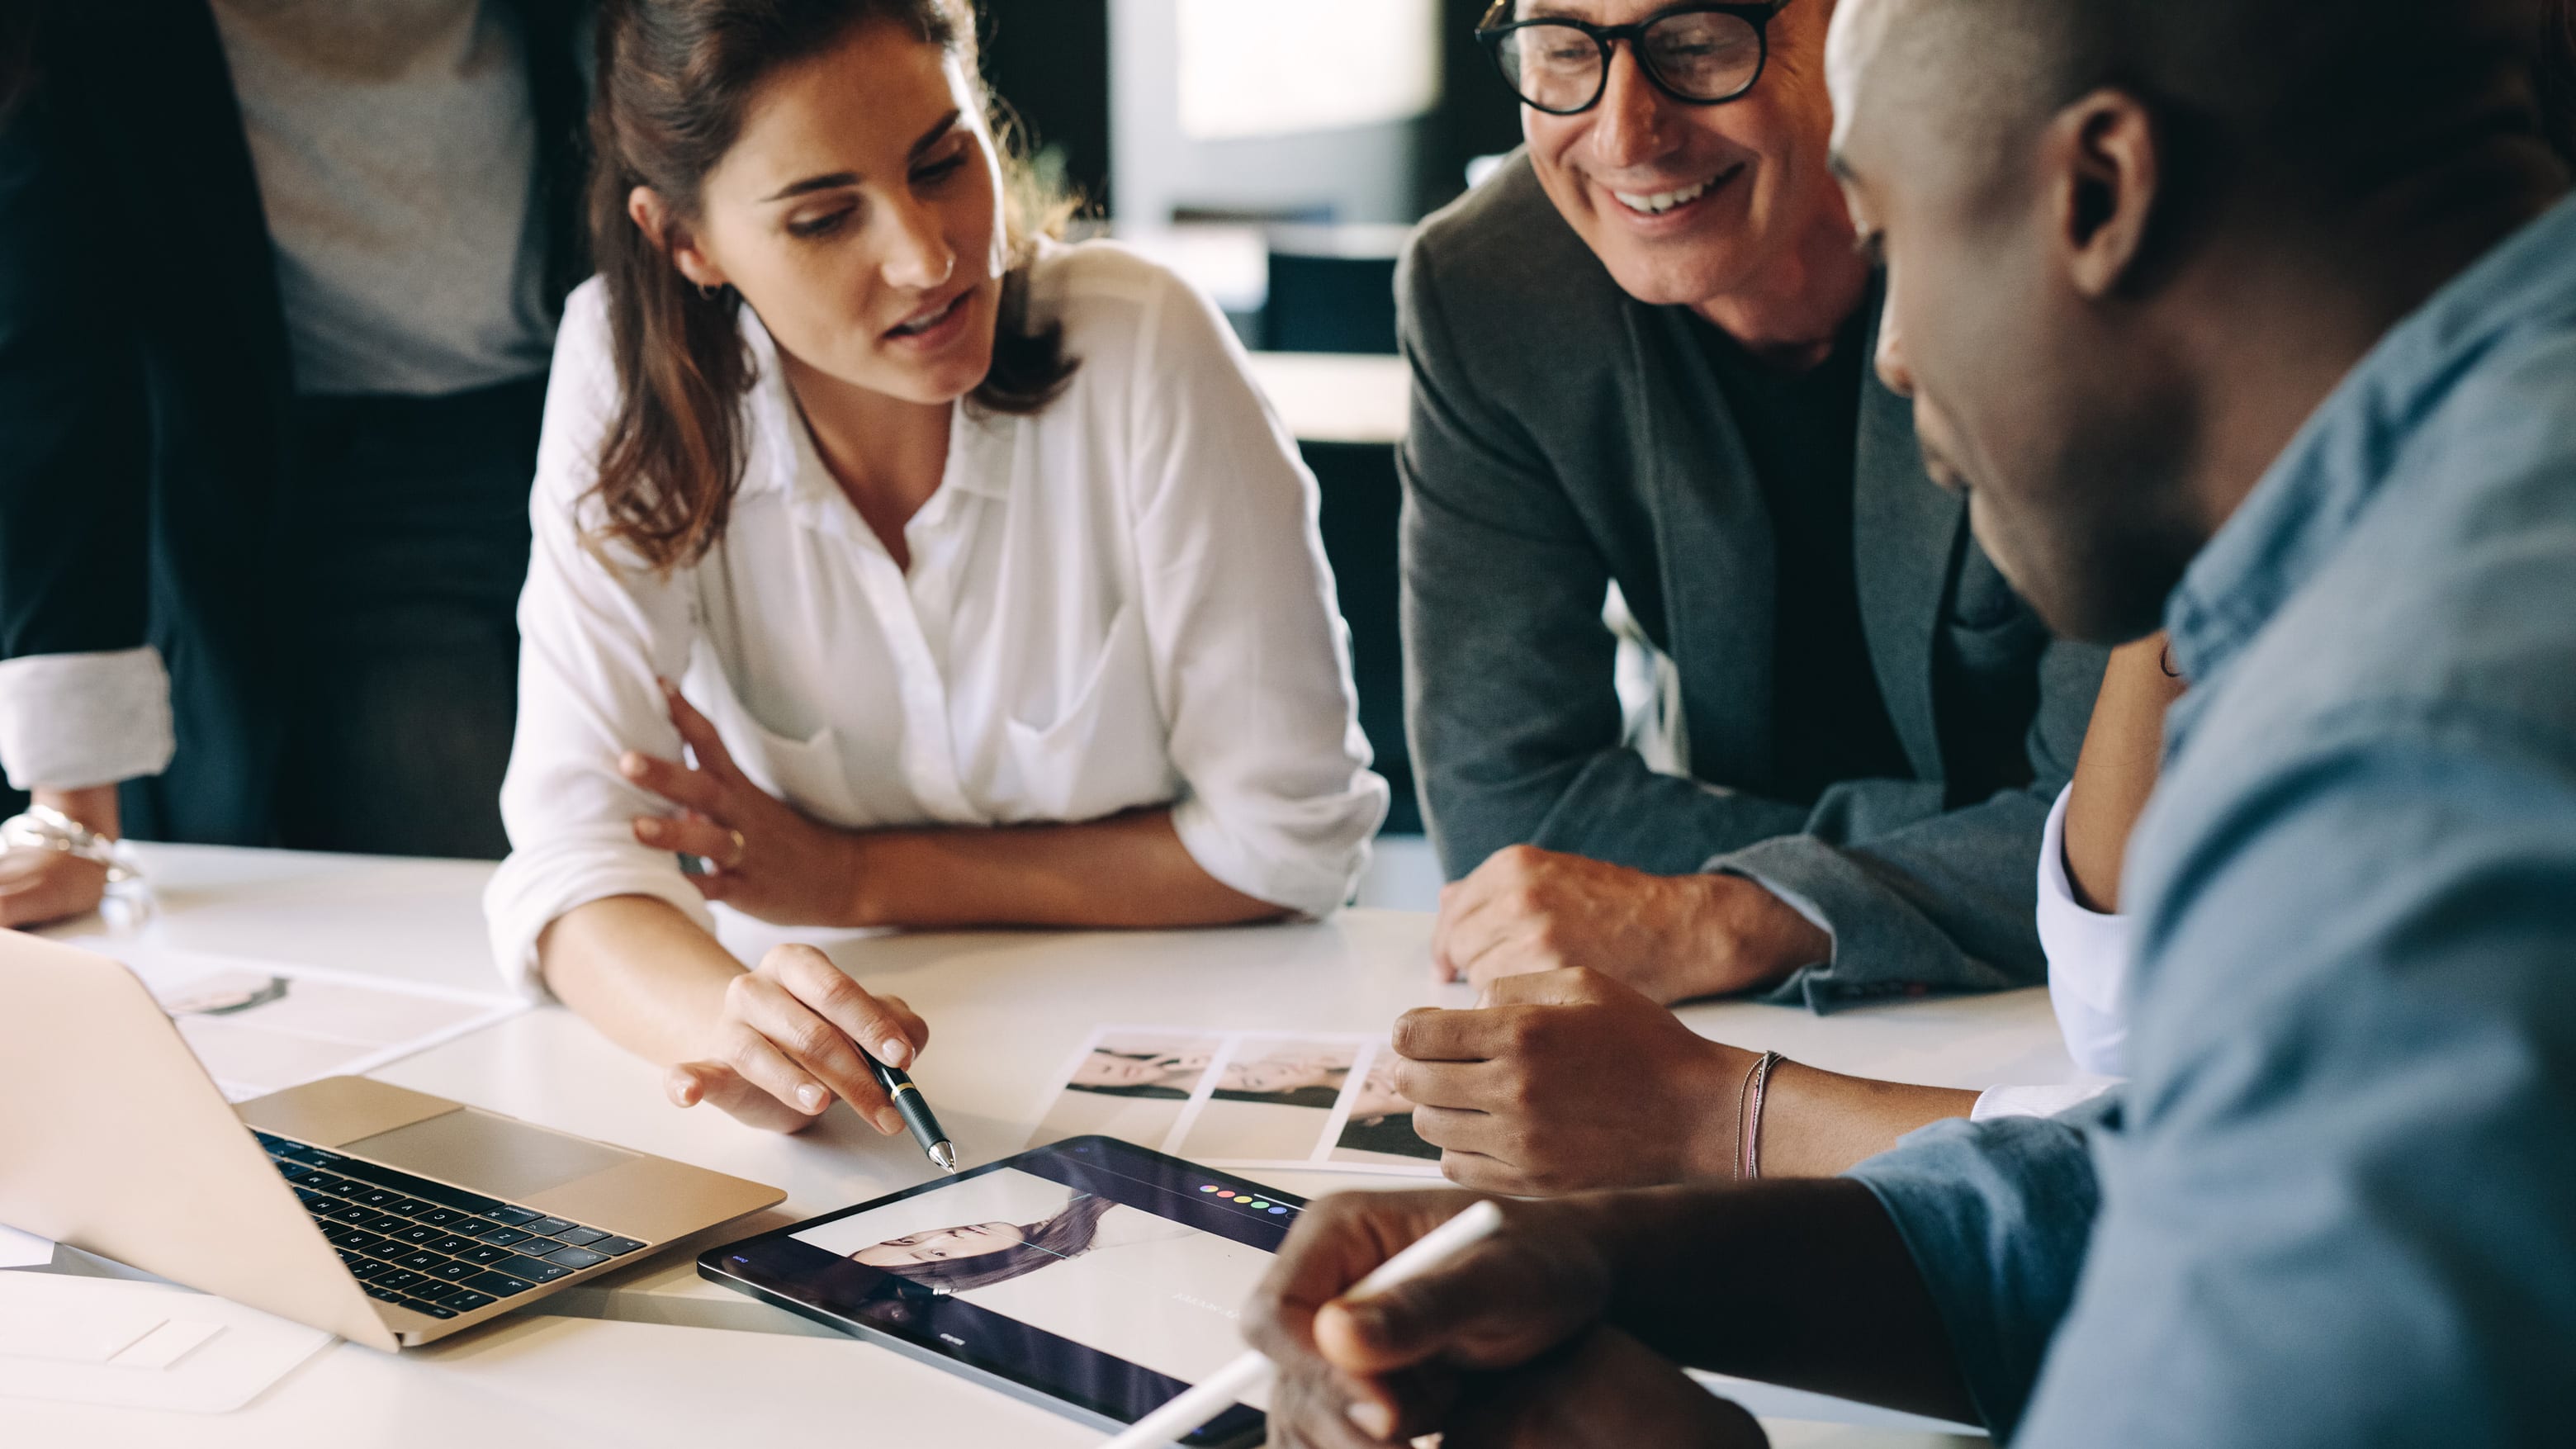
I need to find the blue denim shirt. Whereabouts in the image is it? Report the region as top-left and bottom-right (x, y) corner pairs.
(1846, 192), (2576, 1446)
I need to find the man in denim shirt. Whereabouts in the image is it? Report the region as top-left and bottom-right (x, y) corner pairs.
(1240, 2), (2576, 1445)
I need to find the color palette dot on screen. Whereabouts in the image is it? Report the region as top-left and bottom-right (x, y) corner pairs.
(1200, 1185), (1219, 1192)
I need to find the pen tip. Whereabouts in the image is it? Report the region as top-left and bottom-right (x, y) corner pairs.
(930, 1140), (958, 1173)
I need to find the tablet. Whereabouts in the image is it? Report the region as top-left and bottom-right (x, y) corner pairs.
(698, 1135), (1307, 1447)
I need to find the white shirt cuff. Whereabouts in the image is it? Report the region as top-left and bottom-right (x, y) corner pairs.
(483, 836), (722, 997)
(0, 647), (177, 792)
(1971, 1081), (2117, 1122)
(2038, 784), (2134, 1078)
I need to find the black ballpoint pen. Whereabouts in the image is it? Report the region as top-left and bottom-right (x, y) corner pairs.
(867, 1052), (958, 1172)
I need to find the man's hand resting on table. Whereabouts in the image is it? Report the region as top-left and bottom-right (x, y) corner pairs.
(1432, 846), (1829, 1003)
(1246, 1189), (1765, 1449)
(1391, 968), (1753, 1196)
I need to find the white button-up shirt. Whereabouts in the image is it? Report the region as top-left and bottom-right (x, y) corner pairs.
(485, 244), (1387, 988)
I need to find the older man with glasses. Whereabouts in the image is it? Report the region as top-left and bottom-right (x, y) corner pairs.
(1385, 0), (2105, 1196)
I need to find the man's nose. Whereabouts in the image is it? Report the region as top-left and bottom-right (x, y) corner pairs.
(1590, 43), (1677, 171)
(1874, 292), (1917, 398)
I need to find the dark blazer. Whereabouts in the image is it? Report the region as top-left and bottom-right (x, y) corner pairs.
(0, 0), (587, 844)
(1398, 155), (2107, 1009)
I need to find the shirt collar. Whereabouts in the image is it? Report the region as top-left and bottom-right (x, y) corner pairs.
(2164, 192), (2576, 685)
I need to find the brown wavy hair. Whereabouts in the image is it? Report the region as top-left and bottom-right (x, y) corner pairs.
(586, 0), (1077, 571)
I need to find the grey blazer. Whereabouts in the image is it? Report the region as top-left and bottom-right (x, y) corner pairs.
(1398, 155), (2107, 1010)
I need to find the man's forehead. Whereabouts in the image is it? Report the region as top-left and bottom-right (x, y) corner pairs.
(1823, 0), (1900, 161)
(1508, 0), (1686, 22)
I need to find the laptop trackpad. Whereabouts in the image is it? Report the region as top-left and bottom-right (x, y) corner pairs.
(342, 1109), (637, 1200)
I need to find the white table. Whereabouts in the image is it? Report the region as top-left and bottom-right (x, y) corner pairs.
(1242, 352), (1410, 446)
(7, 843), (2057, 1447)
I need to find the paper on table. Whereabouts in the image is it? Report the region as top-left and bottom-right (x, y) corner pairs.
(61, 935), (524, 1103)
(0, 1222), (53, 1269)
(0, 1272), (334, 1413)
(1027, 1026), (1443, 1177)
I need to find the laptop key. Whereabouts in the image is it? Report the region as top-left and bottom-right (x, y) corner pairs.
(386, 1198), (434, 1217)
(327, 1205), (374, 1225)
(429, 1261), (480, 1282)
(345, 1258), (391, 1283)
(326, 1229), (388, 1252)
(539, 1245), (610, 1271)
(414, 1208), (461, 1227)
(547, 1227), (606, 1248)
(298, 1172), (349, 1195)
(396, 1298), (457, 1319)
(591, 1237), (646, 1257)
(353, 1188), (401, 1209)
(490, 1255), (572, 1283)
(295, 1189), (333, 1211)
(482, 1206), (542, 1228)
(374, 1269), (428, 1292)
(397, 1251), (447, 1272)
(454, 1244), (513, 1267)
(433, 1289), (496, 1313)
(462, 1272), (537, 1298)
(426, 1235), (479, 1256)
(360, 1214), (413, 1234)
(523, 1217), (575, 1238)
(474, 1225), (532, 1247)
(393, 1225), (443, 1246)
(366, 1286), (405, 1303)
(272, 1158), (316, 1181)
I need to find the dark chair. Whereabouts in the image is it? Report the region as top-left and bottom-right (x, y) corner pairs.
(1302, 440), (1418, 834)
(1261, 225), (1409, 356)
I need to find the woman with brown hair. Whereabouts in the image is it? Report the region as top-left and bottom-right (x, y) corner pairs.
(485, 0), (1386, 1134)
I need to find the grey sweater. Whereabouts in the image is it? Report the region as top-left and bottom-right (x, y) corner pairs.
(1397, 156), (2107, 1010)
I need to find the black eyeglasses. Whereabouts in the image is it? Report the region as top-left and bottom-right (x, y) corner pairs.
(1475, 3), (1787, 115)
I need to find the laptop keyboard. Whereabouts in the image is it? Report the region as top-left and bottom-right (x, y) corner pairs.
(254, 1129), (646, 1323)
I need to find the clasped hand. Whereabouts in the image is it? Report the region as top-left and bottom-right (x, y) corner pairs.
(1245, 1190), (1764, 1448)
(623, 680), (868, 927)
(1431, 845), (1829, 1004)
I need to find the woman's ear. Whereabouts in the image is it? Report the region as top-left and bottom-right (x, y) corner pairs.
(627, 184), (728, 291)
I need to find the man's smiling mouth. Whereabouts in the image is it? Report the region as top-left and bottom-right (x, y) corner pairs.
(1608, 165), (1744, 216)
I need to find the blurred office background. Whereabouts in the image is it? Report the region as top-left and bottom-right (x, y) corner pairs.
(984, 1), (1518, 898)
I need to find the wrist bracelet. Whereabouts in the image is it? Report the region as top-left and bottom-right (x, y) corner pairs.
(2, 804), (141, 883)
(1736, 1050), (1783, 1182)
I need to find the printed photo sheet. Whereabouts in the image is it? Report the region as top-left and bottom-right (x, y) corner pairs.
(64, 936), (525, 1103)
(1028, 1025), (1445, 1177)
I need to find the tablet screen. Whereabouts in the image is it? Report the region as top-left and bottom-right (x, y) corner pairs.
(702, 1137), (1301, 1445)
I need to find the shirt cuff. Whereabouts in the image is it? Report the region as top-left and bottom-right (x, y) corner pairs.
(0, 647), (176, 792)
(1844, 1098), (2117, 1440)
(483, 835), (722, 997)
(2038, 785), (2133, 1077)
(1971, 1081), (2117, 1122)
(1168, 779), (1387, 920)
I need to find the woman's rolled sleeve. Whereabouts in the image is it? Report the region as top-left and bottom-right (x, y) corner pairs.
(1125, 261), (1388, 916)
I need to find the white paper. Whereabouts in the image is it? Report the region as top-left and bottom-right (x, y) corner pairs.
(0, 1223), (53, 1269)
(62, 935), (523, 1102)
(0, 1273), (333, 1413)
(1029, 1025), (1442, 1177)
(1176, 0), (1441, 140)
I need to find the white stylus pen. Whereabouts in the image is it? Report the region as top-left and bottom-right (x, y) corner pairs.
(1101, 1198), (1508, 1449)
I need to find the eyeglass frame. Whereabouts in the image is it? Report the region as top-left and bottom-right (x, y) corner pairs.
(1473, 2), (1791, 116)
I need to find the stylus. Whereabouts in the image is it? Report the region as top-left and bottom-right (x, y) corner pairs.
(865, 1052), (958, 1173)
(1100, 1199), (1508, 1449)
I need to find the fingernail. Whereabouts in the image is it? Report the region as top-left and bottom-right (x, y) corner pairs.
(1346, 1401), (1395, 1440)
(796, 1084), (826, 1113)
(875, 1110), (903, 1135)
(635, 819), (665, 843)
(881, 1037), (911, 1068)
(620, 752), (647, 778)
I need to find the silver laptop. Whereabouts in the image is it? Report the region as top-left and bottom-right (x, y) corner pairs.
(0, 931), (784, 1348)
